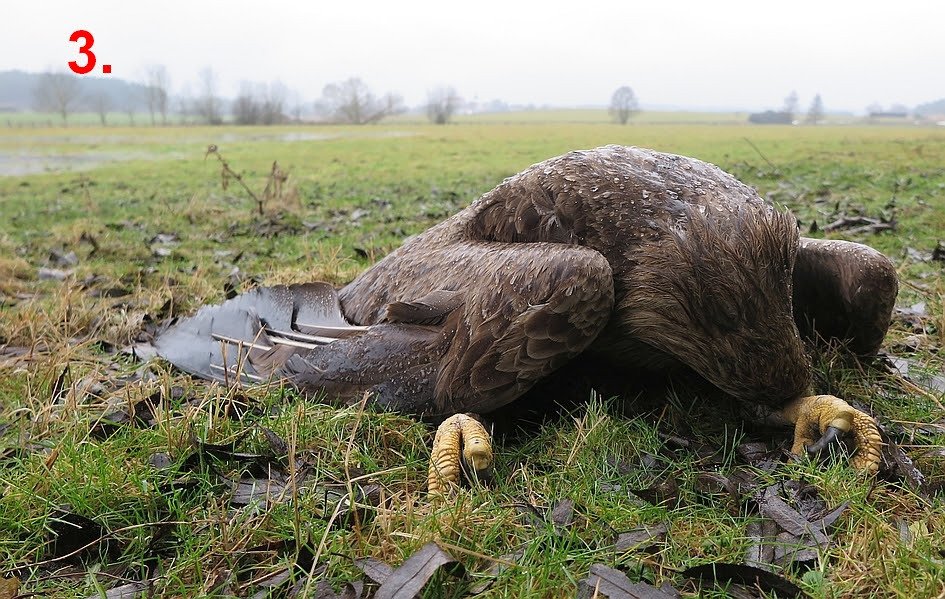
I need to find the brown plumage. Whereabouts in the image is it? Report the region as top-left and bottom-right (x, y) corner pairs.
(157, 145), (897, 430)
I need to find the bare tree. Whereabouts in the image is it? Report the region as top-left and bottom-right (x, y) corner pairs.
(177, 97), (193, 125)
(176, 83), (196, 126)
(315, 78), (404, 124)
(196, 67), (221, 125)
(426, 86), (462, 124)
(232, 81), (287, 125)
(261, 81), (287, 125)
(233, 81), (262, 125)
(783, 90), (799, 121)
(146, 65), (170, 125)
(609, 86), (639, 124)
(91, 91), (111, 126)
(291, 91), (304, 122)
(806, 93), (824, 125)
(33, 71), (81, 126)
(124, 98), (136, 126)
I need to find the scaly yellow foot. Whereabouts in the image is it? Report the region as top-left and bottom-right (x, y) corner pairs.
(780, 394), (882, 473)
(427, 413), (493, 496)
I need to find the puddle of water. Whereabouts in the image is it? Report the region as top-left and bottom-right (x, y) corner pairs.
(279, 132), (333, 142)
(215, 130), (416, 142)
(0, 129), (419, 176)
(217, 131), (338, 143)
(0, 150), (155, 176)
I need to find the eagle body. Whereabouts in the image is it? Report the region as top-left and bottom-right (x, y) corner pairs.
(157, 145), (897, 425)
(340, 146), (812, 412)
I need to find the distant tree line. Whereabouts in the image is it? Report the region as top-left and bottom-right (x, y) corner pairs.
(28, 68), (933, 129)
(26, 66), (476, 127)
(25, 70), (645, 128)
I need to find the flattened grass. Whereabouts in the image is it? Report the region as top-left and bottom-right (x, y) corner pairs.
(0, 121), (944, 597)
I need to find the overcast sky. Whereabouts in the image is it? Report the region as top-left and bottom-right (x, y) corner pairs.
(4, 0), (943, 113)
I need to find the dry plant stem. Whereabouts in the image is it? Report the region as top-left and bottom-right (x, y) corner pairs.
(288, 402), (302, 555)
(205, 145), (264, 215)
(344, 392), (370, 534)
(433, 539), (518, 566)
(742, 136), (779, 172)
(261, 161), (287, 212)
(894, 375), (945, 412)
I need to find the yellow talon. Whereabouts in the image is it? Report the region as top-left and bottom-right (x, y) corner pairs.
(427, 413), (493, 496)
(781, 394), (882, 473)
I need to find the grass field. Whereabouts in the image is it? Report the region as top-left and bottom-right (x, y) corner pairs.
(1, 120), (944, 598)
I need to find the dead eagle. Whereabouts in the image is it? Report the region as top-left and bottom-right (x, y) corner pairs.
(156, 145), (898, 493)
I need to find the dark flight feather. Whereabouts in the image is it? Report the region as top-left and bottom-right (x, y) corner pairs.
(155, 283), (364, 384)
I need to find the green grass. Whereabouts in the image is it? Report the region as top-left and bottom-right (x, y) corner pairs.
(0, 120), (944, 597)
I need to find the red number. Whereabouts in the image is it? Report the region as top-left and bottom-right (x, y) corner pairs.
(68, 30), (96, 75)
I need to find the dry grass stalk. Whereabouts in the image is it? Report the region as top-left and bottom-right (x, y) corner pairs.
(205, 145), (298, 216)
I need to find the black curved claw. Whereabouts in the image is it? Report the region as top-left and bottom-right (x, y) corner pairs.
(806, 425), (844, 456)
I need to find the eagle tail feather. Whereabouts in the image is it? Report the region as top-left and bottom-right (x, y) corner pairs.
(154, 283), (368, 385)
